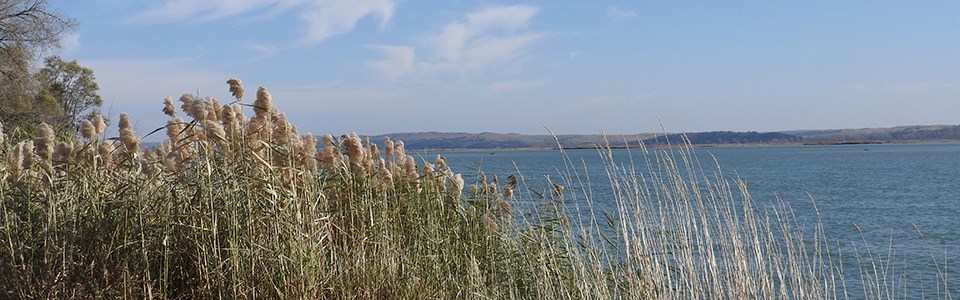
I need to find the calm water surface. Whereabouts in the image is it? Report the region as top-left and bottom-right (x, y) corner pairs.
(425, 143), (959, 298)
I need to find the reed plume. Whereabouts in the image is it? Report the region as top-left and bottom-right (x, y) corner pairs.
(227, 78), (244, 100)
(80, 119), (96, 140)
(118, 113), (140, 155)
(253, 87), (272, 117)
(93, 115), (106, 136)
(162, 97), (176, 117)
(35, 123), (54, 172)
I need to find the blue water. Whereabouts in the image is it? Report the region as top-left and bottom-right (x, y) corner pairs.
(422, 143), (960, 298)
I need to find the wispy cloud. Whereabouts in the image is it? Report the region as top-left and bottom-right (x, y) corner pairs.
(366, 45), (415, 80)
(606, 6), (638, 23)
(298, 0), (394, 45)
(246, 43), (282, 60)
(129, 0), (394, 46)
(368, 5), (546, 79)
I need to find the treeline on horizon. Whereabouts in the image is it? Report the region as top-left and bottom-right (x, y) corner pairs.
(363, 125), (960, 150)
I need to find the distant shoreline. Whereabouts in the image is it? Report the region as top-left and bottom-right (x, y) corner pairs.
(369, 125), (960, 152)
(409, 139), (960, 152)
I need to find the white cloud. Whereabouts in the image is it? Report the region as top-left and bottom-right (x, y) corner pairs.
(130, 0), (394, 45)
(366, 45), (415, 80)
(369, 5), (545, 79)
(606, 6), (638, 23)
(298, 0), (394, 45)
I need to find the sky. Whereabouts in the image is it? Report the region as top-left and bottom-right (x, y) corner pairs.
(51, 1), (960, 141)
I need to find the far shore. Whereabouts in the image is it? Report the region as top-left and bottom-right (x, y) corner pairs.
(409, 139), (960, 152)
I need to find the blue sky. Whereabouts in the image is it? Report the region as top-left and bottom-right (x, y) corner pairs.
(51, 1), (960, 140)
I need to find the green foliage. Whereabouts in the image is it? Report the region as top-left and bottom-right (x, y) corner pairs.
(36, 55), (103, 132)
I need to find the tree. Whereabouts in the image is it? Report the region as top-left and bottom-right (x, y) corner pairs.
(36, 56), (102, 132)
(0, 0), (75, 51)
(0, 0), (77, 133)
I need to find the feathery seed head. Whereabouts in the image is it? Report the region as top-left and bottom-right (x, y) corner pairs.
(97, 140), (114, 167)
(393, 140), (406, 162)
(232, 104), (246, 124)
(21, 141), (34, 170)
(384, 137), (394, 159)
(119, 113), (132, 131)
(35, 122), (54, 162)
(93, 115), (107, 135)
(496, 200), (512, 215)
(436, 155), (446, 170)
(7, 142), (24, 174)
(179, 94), (195, 115)
(553, 183), (564, 197)
(343, 133), (367, 175)
(166, 118), (185, 143)
(53, 142), (73, 164)
(300, 133), (318, 171)
(451, 173), (465, 198)
(227, 78), (244, 100)
(188, 98), (208, 120)
(118, 113), (140, 154)
(203, 120), (226, 146)
(207, 97), (221, 121)
(254, 87), (272, 117)
(162, 97), (176, 117)
(80, 119), (96, 140)
(378, 159), (394, 187)
(402, 154), (418, 182)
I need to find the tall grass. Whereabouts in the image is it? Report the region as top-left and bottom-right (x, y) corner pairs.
(0, 79), (951, 298)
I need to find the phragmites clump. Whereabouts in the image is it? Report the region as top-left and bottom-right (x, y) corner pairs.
(6, 142), (24, 175)
(450, 173), (464, 198)
(383, 137), (394, 159)
(317, 134), (338, 172)
(165, 118), (185, 143)
(342, 133), (366, 175)
(118, 113), (140, 154)
(299, 133), (318, 171)
(53, 142), (74, 165)
(189, 97), (209, 121)
(253, 87), (272, 117)
(401, 154), (418, 183)
(93, 115), (107, 136)
(206, 97), (221, 122)
(179, 94), (195, 116)
(227, 78), (244, 100)
(436, 155), (447, 170)
(393, 140), (406, 163)
(162, 97), (176, 117)
(80, 119), (96, 140)
(21, 140), (34, 170)
(221, 104), (241, 140)
(35, 123), (55, 172)
(203, 120), (227, 148)
(97, 141), (114, 166)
